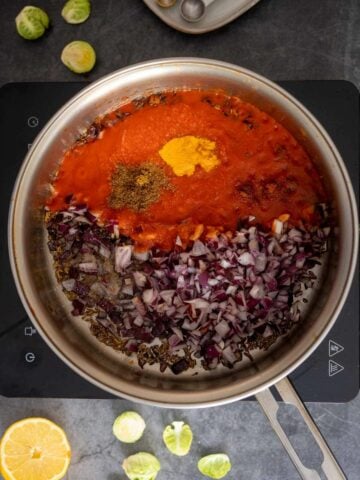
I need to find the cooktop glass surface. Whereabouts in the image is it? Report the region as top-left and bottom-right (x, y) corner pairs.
(0, 81), (358, 401)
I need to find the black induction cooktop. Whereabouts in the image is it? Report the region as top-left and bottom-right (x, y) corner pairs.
(0, 81), (358, 401)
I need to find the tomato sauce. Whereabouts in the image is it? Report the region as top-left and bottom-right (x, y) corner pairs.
(48, 90), (327, 250)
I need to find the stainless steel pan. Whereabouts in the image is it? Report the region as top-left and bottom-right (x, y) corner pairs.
(9, 59), (358, 479)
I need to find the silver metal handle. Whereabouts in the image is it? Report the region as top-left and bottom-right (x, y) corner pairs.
(256, 377), (346, 480)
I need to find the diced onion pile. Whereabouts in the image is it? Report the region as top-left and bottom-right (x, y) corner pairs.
(46, 205), (329, 373)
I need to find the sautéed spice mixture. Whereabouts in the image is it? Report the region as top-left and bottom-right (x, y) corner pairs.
(46, 90), (330, 373)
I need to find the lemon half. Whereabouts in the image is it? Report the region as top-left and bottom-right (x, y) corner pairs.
(0, 417), (71, 480)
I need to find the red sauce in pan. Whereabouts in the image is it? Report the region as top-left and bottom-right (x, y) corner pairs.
(48, 90), (327, 250)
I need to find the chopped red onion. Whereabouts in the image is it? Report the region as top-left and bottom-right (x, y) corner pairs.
(142, 288), (156, 305)
(133, 271), (147, 288)
(115, 245), (132, 272)
(62, 279), (76, 291)
(215, 320), (231, 337)
(222, 345), (237, 364)
(47, 204), (330, 372)
(185, 298), (209, 309)
(249, 284), (265, 299)
(79, 262), (98, 273)
(160, 289), (175, 305)
(190, 240), (209, 256)
(238, 252), (255, 266)
(99, 244), (111, 258)
(132, 297), (146, 316)
(133, 315), (144, 327)
(122, 284), (134, 296)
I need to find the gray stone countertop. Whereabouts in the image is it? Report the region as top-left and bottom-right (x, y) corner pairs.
(0, 0), (359, 479)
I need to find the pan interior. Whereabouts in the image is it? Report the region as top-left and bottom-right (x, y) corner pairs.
(10, 59), (357, 406)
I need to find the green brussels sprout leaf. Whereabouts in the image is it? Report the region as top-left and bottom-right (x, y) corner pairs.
(112, 411), (146, 443)
(62, 0), (91, 24)
(15, 6), (50, 40)
(198, 453), (232, 479)
(162, 421), (193, 456)
(61, 40), (96, 74)
(122, 452), (161, 480)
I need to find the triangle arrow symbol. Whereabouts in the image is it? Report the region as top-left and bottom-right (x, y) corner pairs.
(328, 339), (344, 357)
(328, 360), (344, 377)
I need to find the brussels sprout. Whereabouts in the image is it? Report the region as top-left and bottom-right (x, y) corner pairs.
(113, 411), (146, 443)
(15, 6), (50, 40)
(122, 452), (161, 480)
(62, 0), (91, 24)
(162, 421), (193, 456)
(198, 453), (232, 479)
(61, 40), (96, 74)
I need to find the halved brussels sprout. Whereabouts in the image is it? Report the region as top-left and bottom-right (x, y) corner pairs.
(61, 40), (96, 73)
(198, 453), (232, 479)
(62, 0), (91, 24)
(122, 452), (161, 480)
(113, 411), (146, 443)
(162, 421), (193, 456)
(15, 6), (50, 40)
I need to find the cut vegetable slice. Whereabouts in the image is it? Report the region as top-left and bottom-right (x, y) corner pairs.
(162, 421), (193, 456)
(112, 411), (146, 443)
(0, 417), (71, 480)
(62, 0), (91, 24)
(61, 41), (96, 73)
(198, 453), (232, 479)
(122, 452), (161, 480)
(15, 6), (50, 40)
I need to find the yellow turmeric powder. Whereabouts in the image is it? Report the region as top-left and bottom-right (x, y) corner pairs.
(159, 135), (220, 176)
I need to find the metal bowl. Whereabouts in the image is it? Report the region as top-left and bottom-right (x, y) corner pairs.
(9, 58), (358, 407)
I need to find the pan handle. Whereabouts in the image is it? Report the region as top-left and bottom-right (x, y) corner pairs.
(256, 377), (346, 480)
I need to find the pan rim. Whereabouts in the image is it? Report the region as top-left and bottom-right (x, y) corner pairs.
(8, 58), (359, 407)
